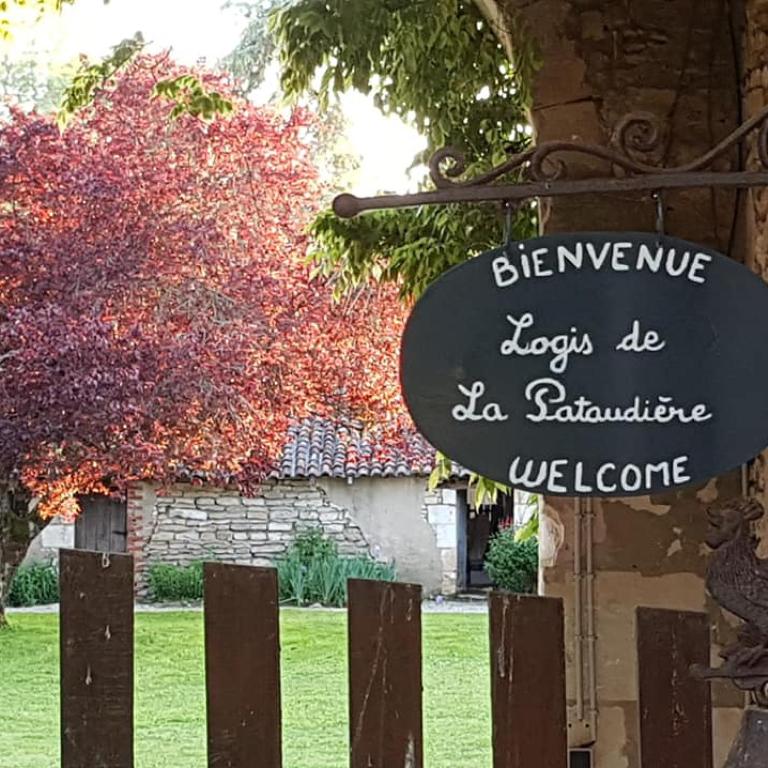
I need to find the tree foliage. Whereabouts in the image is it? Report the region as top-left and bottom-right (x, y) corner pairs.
(0, 51), (75, 116)
(272, 0), (532, 501)
(0, 0), (233, 124)
(57, 33), (147, 125)
(271, 0), (534, 297)
(222, 1), (360, 200)
(0, 55), (408, 519)
(221, 0), (281, 98)
(58, 38), (235, 126)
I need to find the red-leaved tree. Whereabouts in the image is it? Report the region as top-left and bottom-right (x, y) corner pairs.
(0, 55), (408, 623)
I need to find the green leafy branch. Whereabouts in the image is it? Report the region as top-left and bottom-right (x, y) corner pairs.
(428, 450), (540, 542)
(514, 505), (539, 543)
(152, 74), (234, 121)
(272, 0), (535, 295)
(57, 32), (145, 126)
(310, 203), (535, 299)
(428, 449), (509, 509)
(58, 36), (235, 127)
(427, 450), (453, 491)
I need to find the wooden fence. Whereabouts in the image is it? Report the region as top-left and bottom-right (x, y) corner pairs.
(58, 549), (713, 768)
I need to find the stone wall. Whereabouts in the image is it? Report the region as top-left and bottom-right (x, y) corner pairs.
(128, 477), (458, 597)
(314, 477), (457, 595)
(131, 481), (369, 590)
(538, 476), (744, 768)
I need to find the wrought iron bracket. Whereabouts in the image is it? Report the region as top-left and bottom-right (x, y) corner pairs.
(333, 107), (768, 218)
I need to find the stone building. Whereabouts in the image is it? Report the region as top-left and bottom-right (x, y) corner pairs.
(29, 417), (528, 596)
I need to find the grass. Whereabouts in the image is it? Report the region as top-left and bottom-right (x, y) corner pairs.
(0, 610), (491, 768)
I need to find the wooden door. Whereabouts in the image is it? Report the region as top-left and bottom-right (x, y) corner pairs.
(74, 495), (128, 553)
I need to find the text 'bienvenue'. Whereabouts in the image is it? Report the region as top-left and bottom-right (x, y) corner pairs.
(492, 240), (712, 287)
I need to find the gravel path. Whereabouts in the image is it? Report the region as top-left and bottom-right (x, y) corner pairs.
(8, 597), (489, 614)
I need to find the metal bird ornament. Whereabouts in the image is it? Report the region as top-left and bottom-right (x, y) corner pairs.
(692, 497), (768, 707)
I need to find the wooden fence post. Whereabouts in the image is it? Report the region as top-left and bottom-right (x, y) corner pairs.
(60, 548), (134, 768)
(204, 563), (282, 768)
(636, 607), (712, 768)
(348, 579), (423, 768)
(489, 592), (568, 768)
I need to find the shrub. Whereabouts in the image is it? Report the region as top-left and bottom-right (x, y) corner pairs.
(292, 527), (338, 562)
(8, 563), (59, 607)
(483, 526), (538, 593)
(144, 530), (396, 606)
(147, 561), (204, 602)
(277, 528), (396, 607)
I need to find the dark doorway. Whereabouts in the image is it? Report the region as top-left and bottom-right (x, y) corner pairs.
(463, 491), (514, 589)
(74, 495), (128, 553)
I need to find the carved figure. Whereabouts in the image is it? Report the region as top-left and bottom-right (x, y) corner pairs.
(692, 497), (768, 706)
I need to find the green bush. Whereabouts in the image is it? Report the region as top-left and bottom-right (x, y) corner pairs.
(483, 527), (538, 593)
(277, 528), (396, 607)
(144, 530), (396, 606)
(291, 527), (338, 563)
(8, 563), (59, 607)
(147, 561), (204, 602)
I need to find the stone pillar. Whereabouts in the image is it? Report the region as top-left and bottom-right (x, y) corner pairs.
(743, 1), (768, 526)
(423, 487), (459, 594)
(479, 0), (745, 763)
(125, 482), (155, 598)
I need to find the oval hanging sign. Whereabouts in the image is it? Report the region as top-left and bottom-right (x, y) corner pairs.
(400, 232), (768, 496)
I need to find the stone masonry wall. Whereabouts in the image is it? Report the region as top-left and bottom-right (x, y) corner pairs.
(134, 480), (371, 594)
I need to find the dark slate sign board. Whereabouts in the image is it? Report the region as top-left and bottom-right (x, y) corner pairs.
(400, 232), (768, 496)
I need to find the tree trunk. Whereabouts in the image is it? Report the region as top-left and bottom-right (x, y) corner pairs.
(0, 483), (44, 627)
(480, 0), (746, 764)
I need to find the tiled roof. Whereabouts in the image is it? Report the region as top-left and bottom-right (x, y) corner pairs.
(275, 417), (439, 479)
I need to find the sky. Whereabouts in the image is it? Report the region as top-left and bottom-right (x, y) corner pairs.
(7, 0), (426, 195)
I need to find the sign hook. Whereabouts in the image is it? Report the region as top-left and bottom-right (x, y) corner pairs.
(502, 200), (515, 250)
(653, 191), (665, 244)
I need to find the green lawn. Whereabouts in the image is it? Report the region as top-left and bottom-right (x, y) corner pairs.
(0, 610), (491, 768)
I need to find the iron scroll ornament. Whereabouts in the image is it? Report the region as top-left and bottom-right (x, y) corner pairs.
(399, 232), (768, 497)
(333, 106), (768, 218)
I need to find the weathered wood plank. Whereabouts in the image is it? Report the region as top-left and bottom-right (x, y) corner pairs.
(348, 579), (423, 768)
(489, 592), (568, 768)
(60, 548), (134, 768)
(204, 563), (282, 768)
(637, 607), (712, 768)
